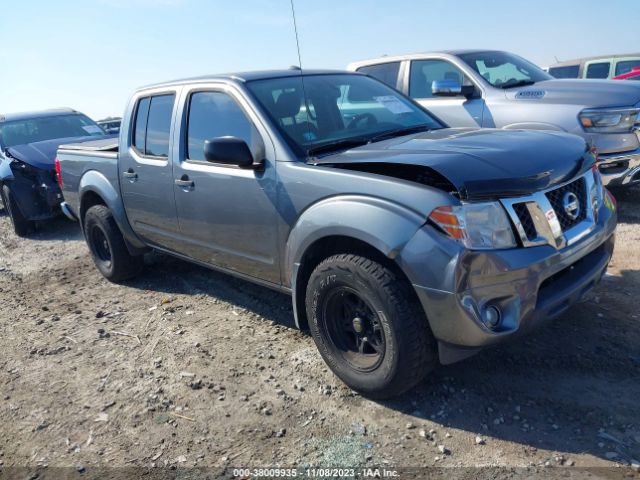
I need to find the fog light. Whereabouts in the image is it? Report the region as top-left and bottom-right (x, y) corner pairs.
(483, 305), (502, 329)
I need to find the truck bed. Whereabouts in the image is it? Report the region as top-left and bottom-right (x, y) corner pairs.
(58, 138), (119, 152)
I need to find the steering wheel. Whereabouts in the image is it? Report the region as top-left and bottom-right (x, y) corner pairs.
(347, 113), (378, 130)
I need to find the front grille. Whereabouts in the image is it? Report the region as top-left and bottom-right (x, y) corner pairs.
(545, 177), (587, 231)
(512, 203), (536, 240)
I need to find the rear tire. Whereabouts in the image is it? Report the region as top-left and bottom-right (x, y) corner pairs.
(2, 185), (33, 237)
(306, 254), (437, 399)
(84, 204), (143, 282)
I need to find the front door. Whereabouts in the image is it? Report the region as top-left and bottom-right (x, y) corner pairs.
(171, 86), (280, 284)
(119, 91), (180, 249)
(407, 59), (485, 127)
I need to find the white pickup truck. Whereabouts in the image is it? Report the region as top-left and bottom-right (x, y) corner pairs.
(349, 50), (640, 188)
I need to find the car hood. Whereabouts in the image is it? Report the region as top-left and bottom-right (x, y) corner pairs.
(6, 135), (112, 170)
(504, 79), (640, 107)
(310, 128), (594, 200)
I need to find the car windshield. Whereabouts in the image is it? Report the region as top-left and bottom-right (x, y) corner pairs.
(246, 73), (443, 157)
(0, 114), (103, 148)
(459, 51), (552, 88)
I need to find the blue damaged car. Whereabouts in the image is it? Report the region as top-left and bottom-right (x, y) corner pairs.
(0, 108), (108, 236)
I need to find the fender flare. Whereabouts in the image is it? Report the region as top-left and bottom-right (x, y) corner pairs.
(285, 195), (426, 329)
(78, 170), (147, 250)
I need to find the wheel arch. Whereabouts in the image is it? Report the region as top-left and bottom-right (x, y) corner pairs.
(285, 196), (427, 331)
(78, 170), (148, 253)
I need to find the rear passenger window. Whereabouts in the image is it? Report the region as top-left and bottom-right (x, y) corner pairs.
(586, 62), (610, 79)
(356, 62), (401, 89)
(132, 94), (175, 157)
(186, 91), (260, 161)
(133, 97), (150, 153)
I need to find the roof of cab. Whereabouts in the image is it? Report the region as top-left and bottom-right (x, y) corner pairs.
(346, 50), (505, 69)
(137, 69), (353, 91)
(549, 53), (640, 68)
(0, 108), (79, 123)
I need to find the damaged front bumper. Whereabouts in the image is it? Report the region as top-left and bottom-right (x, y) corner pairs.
(398, 199), (617, 365)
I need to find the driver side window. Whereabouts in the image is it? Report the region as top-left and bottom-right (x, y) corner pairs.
(409, 60), (468, 99)
(186, 91), (263, 162)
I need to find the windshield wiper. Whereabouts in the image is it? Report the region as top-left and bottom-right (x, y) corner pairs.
(500, 79), (537, 89)
(367, 124), (433, 143)
(306, 137), (371, 158)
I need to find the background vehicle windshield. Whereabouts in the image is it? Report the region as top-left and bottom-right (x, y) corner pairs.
(0, 114), (103, 148)
(247, 74), (443, 156)
(459, 51), (553, 88)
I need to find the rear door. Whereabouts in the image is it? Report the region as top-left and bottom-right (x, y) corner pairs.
(406, 58), (485, 127)
(171, 84), (280, 284)
(119, 89), (181, 249)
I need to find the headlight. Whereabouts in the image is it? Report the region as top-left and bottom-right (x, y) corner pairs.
(579, 107), (639, 133)
(428, 202), (517, 250)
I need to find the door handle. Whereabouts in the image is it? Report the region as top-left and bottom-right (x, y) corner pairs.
(123, 169), (138, 182)
(175, 176), (194, 190)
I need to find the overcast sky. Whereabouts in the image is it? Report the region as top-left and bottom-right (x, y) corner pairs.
(1, 0), (638, 119)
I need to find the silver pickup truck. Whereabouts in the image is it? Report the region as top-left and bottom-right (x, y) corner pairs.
(348, 50), (640, 188)
(57, 70), (617, 398)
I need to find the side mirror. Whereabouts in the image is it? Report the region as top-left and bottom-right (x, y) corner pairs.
(432, 79), (476, 98)
(203, 136), (257, 168)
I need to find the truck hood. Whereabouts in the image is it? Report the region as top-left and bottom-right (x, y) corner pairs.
(6, 135), (112, 170)
(311, 128), (594, 200)
(505, 79), (640, 107)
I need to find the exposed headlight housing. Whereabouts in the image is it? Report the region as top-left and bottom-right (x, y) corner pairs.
(428, 202), (517, 250)
(579, 107), (639, 133)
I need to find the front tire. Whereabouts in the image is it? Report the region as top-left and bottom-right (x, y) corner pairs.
(1, 185), (33, 237)
(84, 204), (143, 282)
(306, 254), (437, 399)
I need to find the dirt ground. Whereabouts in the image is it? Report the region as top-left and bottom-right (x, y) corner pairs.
(0, 187), (639, 480)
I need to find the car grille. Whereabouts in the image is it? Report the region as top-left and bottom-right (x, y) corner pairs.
(545, 177), (587, 230)
(512, 203), (537, 241)
(503, 172), (594, 249)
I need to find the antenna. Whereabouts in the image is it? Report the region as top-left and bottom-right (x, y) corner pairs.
(554, 55), (560, 63)
(290, 0), (303, 70)
(289, 0), (312, 155)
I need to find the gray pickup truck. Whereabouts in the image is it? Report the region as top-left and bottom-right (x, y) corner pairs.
(57, 70), (617, 397)
(348, 50), (640, 188)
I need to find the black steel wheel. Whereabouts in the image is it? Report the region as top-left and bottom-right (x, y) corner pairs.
(306, 253), (437, 398)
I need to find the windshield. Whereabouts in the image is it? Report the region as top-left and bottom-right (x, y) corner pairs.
(246, 74), (443, 157)
(459, 51), (552, 88)
(0, 114), (103, 148)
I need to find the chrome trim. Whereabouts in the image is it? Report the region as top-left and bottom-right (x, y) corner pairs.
(60, 201), (77, 221)
(501, 171), (597, 250)
(597, 148), (640, 186)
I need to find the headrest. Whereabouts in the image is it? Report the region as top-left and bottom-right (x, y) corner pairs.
(273, 91), (301, 119)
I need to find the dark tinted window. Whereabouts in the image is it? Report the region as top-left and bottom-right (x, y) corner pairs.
(409, 59), (466, 98)
(133, 97), (150, 152)
(187, 91), (257, 161)
(586, 62), (610, 79)
(0, 114), (103, 148)
(615, 60), (640, 76)
(144, 94), (175, 157)
(356, 62), (401, 88)
(548, 65), (580, 79)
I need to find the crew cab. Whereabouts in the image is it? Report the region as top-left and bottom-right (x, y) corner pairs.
(348, 50), (640, 188)
(57, 70), (617, 397)
(0, 108), (108, 235)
